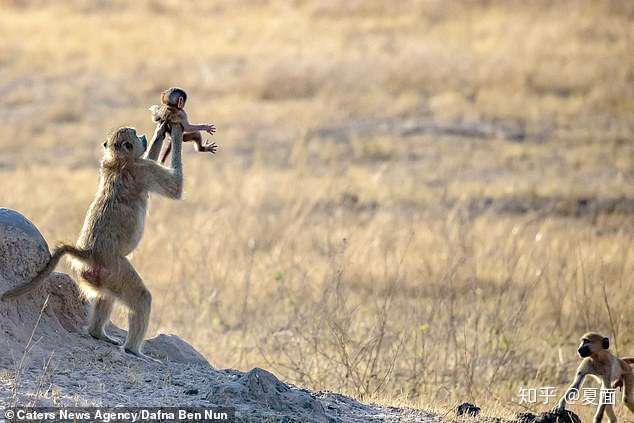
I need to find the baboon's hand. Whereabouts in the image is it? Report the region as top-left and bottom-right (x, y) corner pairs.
(203, 140), (218, 154)
(204, 124), (216, 135)
(612, 378), (623, 390)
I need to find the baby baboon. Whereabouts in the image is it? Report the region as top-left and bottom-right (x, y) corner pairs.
(148, 87), (217, 164)
(1, 127), (185, 362)
(555, 333), (634, 423)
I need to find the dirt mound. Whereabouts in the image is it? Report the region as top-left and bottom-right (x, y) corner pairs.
(0, 208), (434, 422)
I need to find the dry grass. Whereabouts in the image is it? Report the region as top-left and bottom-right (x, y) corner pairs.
(0, 0), (633, 420)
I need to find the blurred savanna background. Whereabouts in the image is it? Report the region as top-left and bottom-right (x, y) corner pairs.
(0, 0), (633, 419)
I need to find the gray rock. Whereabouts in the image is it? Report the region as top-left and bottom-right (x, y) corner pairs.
(0, 208), (49, 252)
(209, 368), (328, 421)
(142, 333), (211, 366)
(0, 208), (51, 293)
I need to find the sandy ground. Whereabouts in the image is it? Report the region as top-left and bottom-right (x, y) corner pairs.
(0, 208), (438, 422)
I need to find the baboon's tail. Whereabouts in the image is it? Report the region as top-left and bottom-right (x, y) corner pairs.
(623, 357), (634, 364)
(1, 244), (91, 300)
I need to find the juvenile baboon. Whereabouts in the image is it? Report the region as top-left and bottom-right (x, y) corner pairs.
(148, 87), (217, 164)
(1, 126), (185, 362)
(555, 333), (634, 423)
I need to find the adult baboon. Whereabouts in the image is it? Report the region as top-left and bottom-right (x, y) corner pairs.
(2, 126), (184, 362)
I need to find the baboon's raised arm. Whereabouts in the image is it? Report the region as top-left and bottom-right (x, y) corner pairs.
(139, 124), (183, 199)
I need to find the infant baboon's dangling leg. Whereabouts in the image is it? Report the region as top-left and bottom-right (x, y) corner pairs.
(159, 138), (173, 164)
(186, 131), (217, 154)
(88, 295), (120, 345)
(160, 131), (217, 164)
(146, 121), (169, 162)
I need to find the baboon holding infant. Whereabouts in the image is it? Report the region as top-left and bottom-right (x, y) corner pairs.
(1, 126), (184, 362)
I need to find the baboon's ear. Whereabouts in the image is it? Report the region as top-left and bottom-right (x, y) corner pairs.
(602, 337), (609, 349)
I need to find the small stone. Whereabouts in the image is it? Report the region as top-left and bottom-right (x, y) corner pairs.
(456, 402), (480, 417)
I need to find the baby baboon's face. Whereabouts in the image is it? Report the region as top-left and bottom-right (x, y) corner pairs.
(162, 87), (187, 109)
(104, 127), (147, 160)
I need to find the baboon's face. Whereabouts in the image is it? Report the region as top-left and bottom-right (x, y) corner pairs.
(578, 333), (608, 358)
(104, 127), (147, 160)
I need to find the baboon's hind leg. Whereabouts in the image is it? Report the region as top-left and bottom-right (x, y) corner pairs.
(604, 403), (617, 422)
(87, 295), (120, 345)
(111, 258), (158, 363)
(623, 373), (634, 414)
